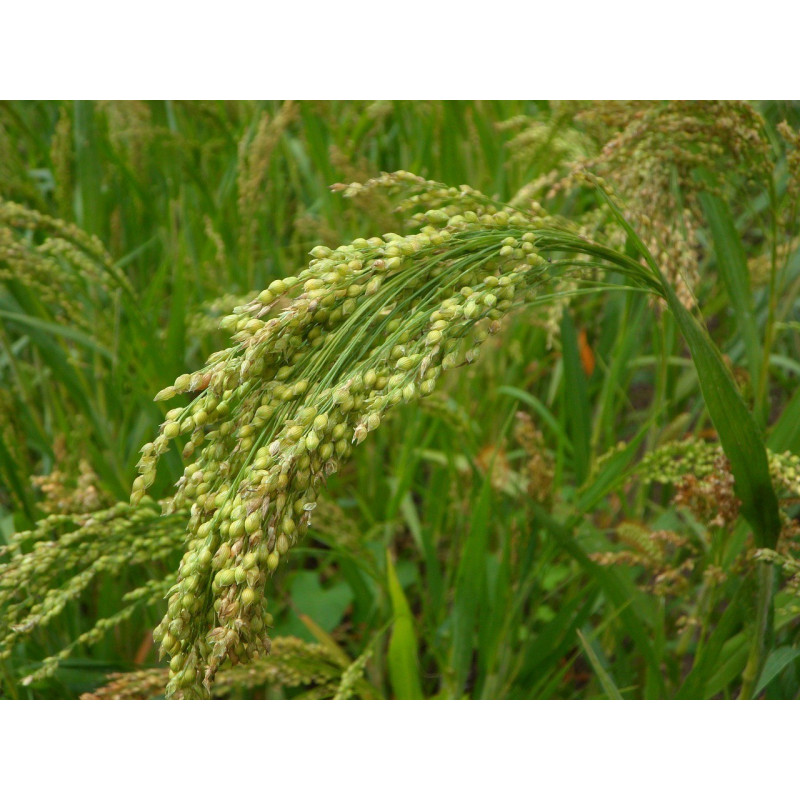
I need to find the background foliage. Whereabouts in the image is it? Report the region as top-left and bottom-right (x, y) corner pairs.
(1, 100), (799, 699)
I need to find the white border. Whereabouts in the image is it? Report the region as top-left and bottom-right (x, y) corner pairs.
(2, 700), (796, 796)
(1, 2), (798, 99)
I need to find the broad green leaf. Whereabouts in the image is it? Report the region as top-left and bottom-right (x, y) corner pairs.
(666, 296), (780, 547)
(595, 185), (780, 548)
(287, 571), (353, 637)
(385, 552), (423, 700)
(699, 191), (763, 414)
(754, 646), (800, 695)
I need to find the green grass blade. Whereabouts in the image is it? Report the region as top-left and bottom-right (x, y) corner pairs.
(0, 310), (114, 361)
(498, 386), (572, 453)
(595, 185), (780, 548)
(754, 646), (800, 696)
(676, 583), (746, 699)
(665, 295), (780, 547)
(577, 630), (623, 700)
(560, 311), (591, 484)
(385, 551), (423, 700)
(530, 503), (665, 696)
(450, 468), (492, 696)
(768, 385), (800, 453)
(699, 191), (764, 416)
(703, 634), (749, 698)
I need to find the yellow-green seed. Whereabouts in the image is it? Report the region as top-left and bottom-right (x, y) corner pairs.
(242, 552), (258, 570)
(282, 517), (296, 536)
(313, 413), (328, 432)
(319, 442), (334, 460)
(218, 569), (236, 587)
(396, 356), (415, 371)
(426, 329), (443, 345)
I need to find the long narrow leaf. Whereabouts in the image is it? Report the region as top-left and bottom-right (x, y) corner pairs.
(577, 630), (624, 700)
(385, 552), (423, 700)
(594, 185), (780, 548)
(699, 191), (763, 411)
(560, 311), (591, 484)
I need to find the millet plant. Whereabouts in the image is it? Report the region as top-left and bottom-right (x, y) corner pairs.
(1, 101), (799, 699)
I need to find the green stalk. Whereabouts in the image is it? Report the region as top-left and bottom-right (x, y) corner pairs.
(738, 561), (777, 699)
(758, 178), (780, 425)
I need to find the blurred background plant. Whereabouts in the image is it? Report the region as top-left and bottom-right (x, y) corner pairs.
(1, 100), (799, 699)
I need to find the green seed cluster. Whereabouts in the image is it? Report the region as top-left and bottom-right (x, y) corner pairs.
(636, 439), (721, 485)
(332, 642), (375, 700)
(0, 500), (183, 676)
(137, 177), (553, 697)
(82, 635), (351, 700)
(574, 101), (771, 309)
(502, 102), (774, 310)
(769, 450), (800, 499)
(639, 438), (800, 504)
(22, 575), (175, 687)
(0, 198), (125, 328)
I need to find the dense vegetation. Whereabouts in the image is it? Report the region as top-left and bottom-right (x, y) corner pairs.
(1, 100), (799, 699)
